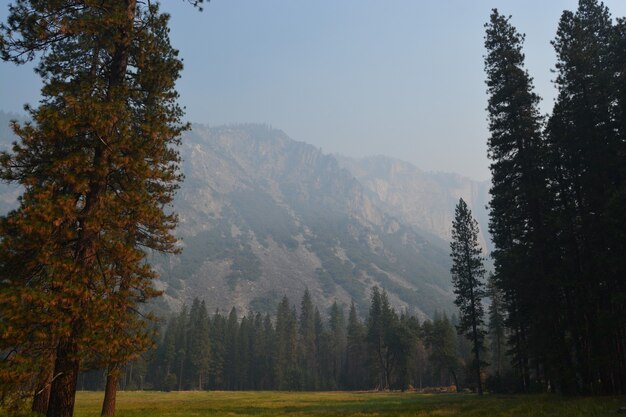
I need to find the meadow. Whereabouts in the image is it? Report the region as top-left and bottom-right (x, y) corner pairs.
(60, 391), (626, 417)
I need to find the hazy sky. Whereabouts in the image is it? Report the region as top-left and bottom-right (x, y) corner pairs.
(2, 1), (626, 181)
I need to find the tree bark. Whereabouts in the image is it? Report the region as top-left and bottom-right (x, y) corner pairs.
(46, 337), (80, 417)
(101, 363), (120, 417)
(32, 353), (54, 415)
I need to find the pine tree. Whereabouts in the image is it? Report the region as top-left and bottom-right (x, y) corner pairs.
(187, 299), (211, 390)
(236, 315), (252, 390)
(224, 307), (239, 390)
(328, 301), (346, 389)
(0, 1), (185, 415)
(345, 301), (367, 390)
(487, 273), (506, 379)
(424, 314), (460, 389)
(154, 317), (178, 390)
(547, 0), (626, 394)
(209, 310), (226, 389)
(275, 296), (297, 390)
(449, 198), (486, 394)
(366, 287), (398, 390)
(298, 289), (317, 390)
(484, 9), (554, 391)
(174, 305), (189, 391)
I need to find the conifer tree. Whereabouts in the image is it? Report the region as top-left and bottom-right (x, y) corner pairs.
(260, 313), (276, 389)
(345, 301), (367, 390)
(484, 9), (554, 391)
(546, 0), (626, 394)
(449, 198), (486, 394)
(424, 314), (460, 389)
(209, 310), (226, 389)
(298, 289), (317, 390)
(174, 305), (189, 391)
(224, 307), (239, 390)
(275, 296), (297, 390)
(187, 299), (211, 390)
(487, 273), (506, 379)
(0, 2), (185, 415)
(328, 301), (346, 388)
(366, 287), (398, 390)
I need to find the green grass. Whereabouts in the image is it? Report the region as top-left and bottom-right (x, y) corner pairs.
(62, 391), (626, 417)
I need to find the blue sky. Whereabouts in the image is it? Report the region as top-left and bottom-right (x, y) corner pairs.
(2, 1), (626, 181)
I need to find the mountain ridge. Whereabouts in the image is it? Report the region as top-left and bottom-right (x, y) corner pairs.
(0, 112), (490, 319)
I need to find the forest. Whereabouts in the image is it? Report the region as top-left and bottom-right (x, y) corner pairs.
(76, 287), (508, 394)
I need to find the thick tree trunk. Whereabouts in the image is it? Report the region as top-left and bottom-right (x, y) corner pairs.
(47, 337), (80, 417)
(101, 363), (120, 417)
(32, 358), (54, 415)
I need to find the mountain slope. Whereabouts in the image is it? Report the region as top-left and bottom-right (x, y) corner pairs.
(0, 112), (460, 318)
(335, 155), (491, 252)
(155, 124), (455, 318)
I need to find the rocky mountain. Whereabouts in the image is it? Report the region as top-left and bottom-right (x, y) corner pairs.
(0, 111), (492, 319)
(335, 155), (491, 252)
(152, 124), (455, 319)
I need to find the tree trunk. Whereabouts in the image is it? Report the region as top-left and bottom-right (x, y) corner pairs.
(101, 363), (120, 417)
(47, 337), (80, 417)
(472, 318), (483, 395)
(178, 357), (184, 391)
(127, 362), (133, 390)
(450, 369), (459, 392)
(32, 357), (54, 415)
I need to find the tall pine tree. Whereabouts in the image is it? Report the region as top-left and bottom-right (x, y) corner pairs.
(0, 1), (185, 415)
(484, 9), (557, 392)
(449, 198), (486, 394)
(546, 0), (626, 394)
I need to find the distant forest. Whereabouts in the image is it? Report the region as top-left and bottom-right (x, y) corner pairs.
(78, 287), (509, 393)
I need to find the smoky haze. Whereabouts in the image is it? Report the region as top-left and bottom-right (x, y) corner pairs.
(2, 0), (626, 181)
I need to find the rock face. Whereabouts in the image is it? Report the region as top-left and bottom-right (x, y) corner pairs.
(335, 155), (491, 252)
(0, 112), (491, 319)
(156, 124), (455, 319)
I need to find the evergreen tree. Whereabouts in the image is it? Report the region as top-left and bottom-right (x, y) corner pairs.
(484, 9), (553, 391)
(366, 287), (398, 390)
(449, 198), (487, 394)
(298, 289), (317, 390)
(224, 307), (239, 390)
(275, 296), (297, 390)
(393, 314), (416, 391)
(328, 301), (346, 389)
(209, 310), (226, 389)
(547, 0), (626, 394)
(345, 301), (367, 390)
(424, 314), (460, 389)
(174, 305), (189, 391)
(261, 313), (276, 389)
(487, 273), (506, 379)
(0, 1), (185, 415)
(152, 317), (178, 391)
(187, 299), (211, 390)
(236, 315), (252, 389)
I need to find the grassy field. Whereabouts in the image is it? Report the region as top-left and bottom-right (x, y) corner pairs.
(50, 390), (625, 417)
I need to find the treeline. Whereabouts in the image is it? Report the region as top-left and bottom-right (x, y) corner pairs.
(485, 0), (626, 395)
(78, 288), (512, 393)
